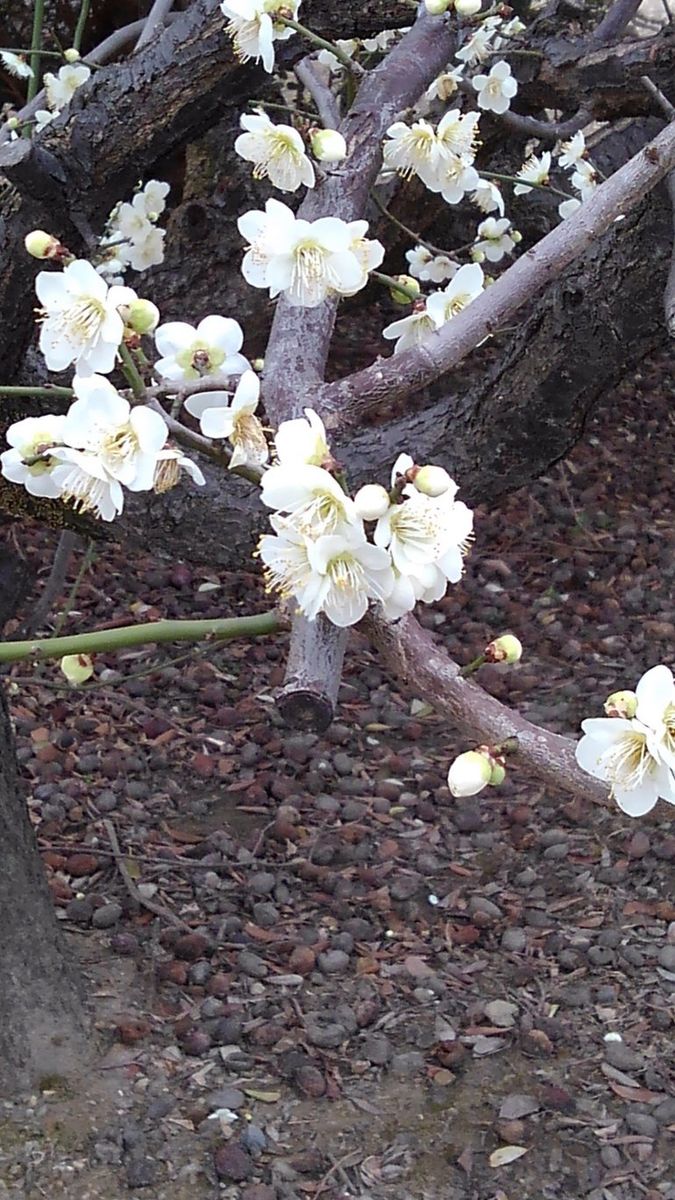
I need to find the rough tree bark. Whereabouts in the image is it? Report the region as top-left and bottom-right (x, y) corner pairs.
(0, 545), (89, 1093)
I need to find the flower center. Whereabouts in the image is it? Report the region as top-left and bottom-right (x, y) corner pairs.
(101, 427), (139, 470)
(233, 413), (267, 460)
(604, 730), (654, 792)
(252, 132), (302, 179)
(326, 553), (364, 594)
(49, 296), (106, 345)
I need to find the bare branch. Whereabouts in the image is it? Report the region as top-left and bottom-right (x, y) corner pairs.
(591, 0), (642, 44)
(458, 79), (591, 141)
(277, 614), (348, 731)
(365, 612), (609, 806)
(294, 57), (340, 130)
(135, 0), (176, 50)
(640, 78), (675, 334)
(315, 118), (675, 424)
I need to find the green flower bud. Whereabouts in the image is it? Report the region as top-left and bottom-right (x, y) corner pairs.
(24, 230), (61, 260)
(63, 48), (81, 63)
(389, 274), (420, 305)
(454, 0), (482, 14)
(124, 298), (160, 335)
(60, 653), (94, 685)
(488, 761), (506, 786)
(484, 634), (523, 664)
(447, 749), (492, 797)
(425, 0), (452, 12)
(604, 690), (637, 719)
(413, 464), (453, 498)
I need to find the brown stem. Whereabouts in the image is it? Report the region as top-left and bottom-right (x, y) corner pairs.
(365, 612), (609, 806)
(591, 0), (642, 44)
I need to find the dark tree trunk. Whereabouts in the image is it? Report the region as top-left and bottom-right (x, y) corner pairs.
(0, 543), (89, 1094)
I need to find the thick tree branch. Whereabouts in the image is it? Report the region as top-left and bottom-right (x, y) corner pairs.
(262, 10), (458, 731)
(641, 77), (675, 334)
(295, 57), (340, 130)
(315, 118), (675, 423)
(591, 0), (642, 44)
(365, 612), (609, 806)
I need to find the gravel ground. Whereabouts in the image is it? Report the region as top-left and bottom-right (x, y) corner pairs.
(0, 349), (673, 1200)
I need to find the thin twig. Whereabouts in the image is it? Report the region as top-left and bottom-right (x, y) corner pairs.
(102, 819), (190, 929)
(26, 0), (45, 104)
(134, 0), (176, 51)
(18, 530), (81, 638)
(294, 57), (340, 129)
(72, 0), (91, 53)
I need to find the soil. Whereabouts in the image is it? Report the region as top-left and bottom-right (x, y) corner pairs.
(0, 349), (673, 1200)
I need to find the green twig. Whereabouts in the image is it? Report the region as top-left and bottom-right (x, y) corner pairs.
(26, 0), (46, 103)
(118, 341), (146, 398)
(0, 385), (74, 399)
(459, 653), (486, 678)
(481, 169), (574, 202)
(72, 0), (91, 53)
(0, 611), (284, 665)
(0, 47), (62, 57)
(53, 538), (95, 636)
(277, 17), (361, 74)
(249, 97), (317, 121)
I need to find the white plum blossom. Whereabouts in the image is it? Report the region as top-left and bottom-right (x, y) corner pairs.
(425, 262), (484, 323)
(557, 131), (586, 169)
(382, 301), (442, 354)
(194, 370), (269, 470)
(220, 0), (300, 73)
(361, 29), (399, 54)
(0, 414), (67, 499)
(259, 514), (314, 602)
(576, 665), (675, 815)
(58, 374), (168, 492)
(154, 446), (206, 492)
(34, 109), (55, 132)
(514, 151), (551, 194)
(354, 484), (391, 521)
(316, 38), (358, 72)
(425, 67), (464, 103)
(134, 180), (170, 219)
(474, 216), (515, 262)
(235, 110), (315, 191)
(0, 51), (33, 79)
(472, 178), (505, 215)
(238, 199), (380, 307)
(455, 17), (503, 66)
(43, 62), (90, 111)
(472, 60), (518, 115)
(298, 529), (394, 626)
(558, 197), (582, 220)
(436, 154), (480, 205)
(122, 225), (166, 272)
(274, 408), (329, 467)
(36, 259), (137, 376)
(405, 246), (457, 283)
(634, 664), (675, 772)
(98, 180), (169, 279)
(570, 158), (598, 199)
(576, 717), (675, 816)
(261, 464), (358, 534)
(154, 315), (249, 381)
(310, 129), (347, 163)
(346, 220), (385, 287)
(436, 110), (481, 159)
(382, 119), (441, 189)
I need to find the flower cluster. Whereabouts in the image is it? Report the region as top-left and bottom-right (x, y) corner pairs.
(238, 198), (383, 308)
(554, 132), (599, 219)
(316, 29), (405, 73)
(98, 180), (170, 279)
(575, 665), (675, 816)
(257, 415), (472, 626)
(406, 246), (457, 284)
(383, 108), (481, 206)
(35, 61), (91, 132)
(382, 262), (484, 353)
(221, 0), (300, 73)
(0, 375), (203, 521)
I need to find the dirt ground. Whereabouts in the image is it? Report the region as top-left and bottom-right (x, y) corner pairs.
(0, 349), (673, 1200)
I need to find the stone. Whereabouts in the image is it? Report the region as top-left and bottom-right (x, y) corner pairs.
(238, 950), (268, 978)
(604, 1041), (646, 1072)
(362, 1035), (392, 1065)
(501, 928), (526, 952)
(390, 1051), (425, 1077)
(658, 944), (675, 971)
(208, 1087), (246, 1110)
(304, 1018), (345, 1049)
(125, 1155), (158, 1188)
(317, 949), (350, 974)
(91, 902), (123, 929)
(625, 1112), (658, 1137)
(214, 1143), (254, 1182)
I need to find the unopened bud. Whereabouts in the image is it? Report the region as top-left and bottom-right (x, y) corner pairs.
(123, 298), (160, 335)
(470, 247), (485, 263)
(354, 483), (390, 521)
(512, 230), (522, 243)
(63, 47), (81, 63)
(60, 653), (94, 685)
(24, 229), (61, 260)
(389, 274), (420, 305)
(425, 0), (452, 13)
(604, 689), (637, 719)
(488, 761), (506, 786)
(447, 749), (492, 797)
(413, 464), (453, 498)
(6, 116), (19, 131)
(310, 128), (347, 163)
(454, 0), (482, 14)
(252, 358), (265, 372)
(484, 634), (522, 664)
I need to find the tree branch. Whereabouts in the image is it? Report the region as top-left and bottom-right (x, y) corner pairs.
(294, 57), (340, 130)
(365, 612), (609, 806)
(641, 77), (675, 334)
(315, 118), (675, 424)
(591, 0), (642, 45)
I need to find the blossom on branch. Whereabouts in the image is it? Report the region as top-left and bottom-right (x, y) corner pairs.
(406, 246), (457, 283)
(261, 464), (358, 535)
(575, 665), (675, 816)
(0, 51), (33, 79)
(221, 0), (300, 73)
(473, 217), (515, 263)
(274, 409), (329, 467)
(513, 152), (551, 194)
(238, 199), (381, 307)
(472, 178), (505, 215)
(235, 110), (315, 191)
(0, 414), (67, 499)
(43, 62), (90, 111)
(35, 259), (137, 376)
(154, 315), (249, 382)
(194, 370), (269, 470)
(472, 60), (518, 115)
